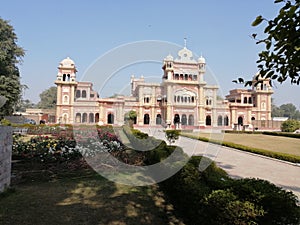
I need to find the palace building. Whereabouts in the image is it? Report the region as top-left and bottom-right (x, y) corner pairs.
(54, 46), (274, 130)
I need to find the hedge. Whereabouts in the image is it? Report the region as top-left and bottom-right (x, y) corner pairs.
(144, 147), (300, 225)
(262, 131), (300, 139)
(181, 133), (300, 163)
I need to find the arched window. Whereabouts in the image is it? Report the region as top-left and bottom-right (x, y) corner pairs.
(82, 113), (87, 123)
(177, 96), (180, 102)
(224, 116), (229, 126)
(89, 113), (94, 123)
(181, 114), (187, 125)
(67, 74), (70, 81)
(144, 114), (150, 125)
(251, 117), (255, 121)
(180, 74), (184, 80)
(217, 115), (223, 126)
(62, 113), (68, 124)
(75, 113), (81, 123)
(174, 96), (176, 102)
(82, 90), (87, 98)
(238, 116), (243, 126)
(76, 90), (81, 98)
(206, 115), (211, 126)
(108, 113), (114, 124)
(174, 114), (180, 124)
(248, 97), (252, 104)
(156, 114), (162, 125)
(191, 96), (195, 103)
(188, 115), (194, 126)
(63, 95), (69, 104)
(184, 74), (188, 80)
(244, 97), (248, 104)
(175, 74), (179, 80)
(63, 74), (66, 81)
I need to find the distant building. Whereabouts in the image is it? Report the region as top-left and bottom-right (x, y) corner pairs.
(54, 46), (274, 130)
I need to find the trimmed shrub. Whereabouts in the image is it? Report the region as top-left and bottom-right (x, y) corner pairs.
(281, 119), (300, 132)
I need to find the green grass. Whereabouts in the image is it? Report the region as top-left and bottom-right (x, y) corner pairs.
(181, 132), (300, 163)
(0, 160), (184, 225)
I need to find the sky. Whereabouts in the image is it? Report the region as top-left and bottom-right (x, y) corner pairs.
(0, 0), (299, 108)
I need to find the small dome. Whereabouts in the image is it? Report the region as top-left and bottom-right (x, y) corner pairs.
(198, 56), (206, 64)
(59, 57), (75, 68)
(165, 54), (173, 61)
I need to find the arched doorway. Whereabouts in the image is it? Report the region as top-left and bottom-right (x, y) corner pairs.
(95, 113), (99, 123)
(181, 114), (187, 125)
(75, 113), (81, 123)
(188, 115), (194, 126)
(174, 114), (180, 124)
(238, 116), (243, 126)
(224, 116), (229, 126)
(108, 113), (114, 124)
(82, 113), (87, 123)
(144, 114), (150, 125)
(206, 115), (211, 126)
(89, 113), (94, 123)
(156, 114), (162, 125)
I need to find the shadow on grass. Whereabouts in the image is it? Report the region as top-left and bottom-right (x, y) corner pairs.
(0, 160), (184, 225)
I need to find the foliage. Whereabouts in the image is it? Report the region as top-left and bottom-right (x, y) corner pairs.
(165, 129), (181, 144)
(146, 152), (300, 225)
(281, 119), (300, 132)
(0, 18), (25, 117)
(15, 99), (36, 112)
(202, 189), (264, 225)
(262, 131), (300, 138)
(12, 135), (81, 162)
(235, 0), (300, 86)
(36, 86), (57, 109)
(124, 110), (137, 127)
(272, 103), (300, 119)
(0, 118), (11, 126)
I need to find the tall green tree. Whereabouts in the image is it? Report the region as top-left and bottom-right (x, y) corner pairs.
(235, 0), (300, 86)
(0, 18), (25, 117)
(36, 86), (57, 109)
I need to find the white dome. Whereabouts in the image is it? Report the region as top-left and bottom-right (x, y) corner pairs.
(59, 57), (75, 68)
(198, 56), (206, 64)
(165, 54), (174, 61)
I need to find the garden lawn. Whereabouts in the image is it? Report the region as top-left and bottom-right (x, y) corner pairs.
(183, 132), (300, 157)
(0, 161), (184, 225)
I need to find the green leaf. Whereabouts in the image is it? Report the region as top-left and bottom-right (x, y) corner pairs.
(252, 15), (263, 26)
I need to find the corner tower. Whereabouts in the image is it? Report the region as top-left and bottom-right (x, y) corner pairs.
(54, 57), (77, 124)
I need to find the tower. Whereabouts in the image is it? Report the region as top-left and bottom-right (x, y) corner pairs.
(161, 44), (208, 128)
(54, 57), (77, 124)
(251, 74), (274, 121)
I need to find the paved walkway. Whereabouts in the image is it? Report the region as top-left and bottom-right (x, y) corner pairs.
(138, 128), (300, 200)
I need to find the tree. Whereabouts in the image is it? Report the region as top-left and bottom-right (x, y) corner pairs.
(36, 86), (57, 109)
(281, 119), (300, 132)
(235, 0), (300, 86)
(15, 99), (36, 112)
(124, 110), (137, 127)
(0, 18), (25, 117)
(272, 102), (300, 119)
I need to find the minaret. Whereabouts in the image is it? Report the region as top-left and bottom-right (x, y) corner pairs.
(54, 57), (77, 124)
(251, 74), (274, 121)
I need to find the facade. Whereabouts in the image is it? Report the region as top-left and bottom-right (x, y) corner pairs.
(55, 46), (273, 130)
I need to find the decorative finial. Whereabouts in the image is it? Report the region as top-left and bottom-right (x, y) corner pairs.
(184, 38), (187, 48)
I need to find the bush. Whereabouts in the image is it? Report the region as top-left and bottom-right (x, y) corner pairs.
(0, 118), (11, 126)
(281, 119), (300, 132)
(165, 129), (181, 144)
(262, 131), (300, 139)
(145, 148), (300, 225)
